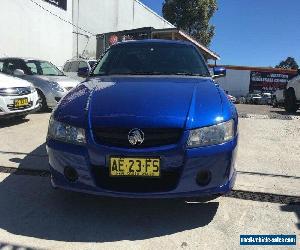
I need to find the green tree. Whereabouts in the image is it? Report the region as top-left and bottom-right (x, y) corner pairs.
(275, 57), (299, 70)
(162, 0), (217, 47)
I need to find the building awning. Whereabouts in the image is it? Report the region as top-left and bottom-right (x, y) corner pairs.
(151, 28), (220, 61)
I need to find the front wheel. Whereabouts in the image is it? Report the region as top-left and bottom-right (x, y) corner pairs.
(284, 89), (298, 113)
(272, 98), (278, 107)
(37, 90), (48, 112)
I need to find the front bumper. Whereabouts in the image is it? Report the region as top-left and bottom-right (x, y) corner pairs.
(0, 91), (40, 118)
(47, 133), (238, 198)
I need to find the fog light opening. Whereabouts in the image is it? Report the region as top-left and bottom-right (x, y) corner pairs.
(64, 167), (78, 183)
(196, 170), (212, 186)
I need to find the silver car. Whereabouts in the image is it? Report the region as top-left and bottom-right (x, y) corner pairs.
(0, 57), (80, 111)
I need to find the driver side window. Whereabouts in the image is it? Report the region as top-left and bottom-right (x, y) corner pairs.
(3, 62), (17, 75)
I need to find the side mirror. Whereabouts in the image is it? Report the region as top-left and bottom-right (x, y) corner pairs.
(212, 67), (226, 79)
(13, 69), (25, 76)
(77, 67), (90, 78)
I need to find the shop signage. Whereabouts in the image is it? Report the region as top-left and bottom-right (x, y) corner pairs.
(249, 71), (295, 92)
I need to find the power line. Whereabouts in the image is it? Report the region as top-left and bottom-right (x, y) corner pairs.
(28, 0), (95, 36)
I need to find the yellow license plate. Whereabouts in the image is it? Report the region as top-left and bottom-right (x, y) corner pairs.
(110, 157), (160, 177)
(14, 98), (29, 108)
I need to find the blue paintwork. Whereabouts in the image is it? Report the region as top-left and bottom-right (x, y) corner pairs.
(47, 40), (238, 198)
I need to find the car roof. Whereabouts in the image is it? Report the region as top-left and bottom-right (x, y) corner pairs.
(112, 39), (194, 47)
(0, 57), (46, 62)
(66, 58), (97, 63)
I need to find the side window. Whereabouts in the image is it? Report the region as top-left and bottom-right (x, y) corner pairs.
(3, 61), (17, 75)
(26, 62), (38, 74)
(63, 62), (71, 72)
(79, 61), (88, 70)
(40, 61), (58, 75)
(69, 61), (79, 72)
(14, 60), (30, 74)
(0, 61), (3, 72)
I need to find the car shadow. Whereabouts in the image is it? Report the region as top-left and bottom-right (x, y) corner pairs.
(281, 203), (300, 230)
(7, 143), (49, 172)
(0, 144), (219, 243)
(0, 117), (30, 128)
(270, 110), (300, 117)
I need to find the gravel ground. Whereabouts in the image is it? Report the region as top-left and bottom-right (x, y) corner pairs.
(236, 104), (300, 116)
(0, 172), (298, 250)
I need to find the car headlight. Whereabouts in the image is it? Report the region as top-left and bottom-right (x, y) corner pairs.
(30, 85), (36, 93)
(187, 119), (235, 148)
(47, 118), (86, 145)
(50, 82), (65, 92)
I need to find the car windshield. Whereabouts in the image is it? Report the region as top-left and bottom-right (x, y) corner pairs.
(25, 60), (64, 76)
(91, 43), (210, 77)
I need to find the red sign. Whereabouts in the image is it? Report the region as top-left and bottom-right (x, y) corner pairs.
(108, 35), (119, 45)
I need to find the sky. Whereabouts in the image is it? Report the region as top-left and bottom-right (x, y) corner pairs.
(140, 0), (300, 67)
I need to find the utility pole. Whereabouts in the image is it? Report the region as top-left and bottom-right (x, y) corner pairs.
(76, 0), (79, 58)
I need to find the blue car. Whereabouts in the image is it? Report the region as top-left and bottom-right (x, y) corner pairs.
(46, 40), (238, 199)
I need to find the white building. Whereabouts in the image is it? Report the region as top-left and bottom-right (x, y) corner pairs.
(0, 0), (174, 68)
(214, 65), (297, 97)
(73, 0), (175, 58)
(0, 0), (73, 68)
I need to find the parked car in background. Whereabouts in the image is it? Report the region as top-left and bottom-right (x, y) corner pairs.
(63, 58), (97, 80)
(260, 92), (272, 105)
(272, 89), (285, 108)
(238, 96), (246, 104)
(227, 94), (237, 104)
(245, 93), (262, 104)
(0, 72), (39, 119)
(285, 74), (300, 113)
(0, 57), (80, 111)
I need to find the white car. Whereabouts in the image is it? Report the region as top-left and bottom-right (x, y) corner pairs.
(0, 57), (80, 111)
(0, 73), (40, 119)
(63, 58), (97, 81)
(272, 89), (285, 107)
(260, 92), (272, 105)
(227, 94), (237, 103)
(285, 73), (300, 113)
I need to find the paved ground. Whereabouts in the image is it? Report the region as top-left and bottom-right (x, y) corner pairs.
(0, 105), (299, 249)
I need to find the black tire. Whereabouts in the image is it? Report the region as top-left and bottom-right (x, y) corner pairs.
(284, 88), (298, 113)
(272, 98), (278, 108)
(37, 89), (48, 112)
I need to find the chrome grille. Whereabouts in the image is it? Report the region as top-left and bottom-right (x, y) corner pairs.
(93, 127), (183, 148)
